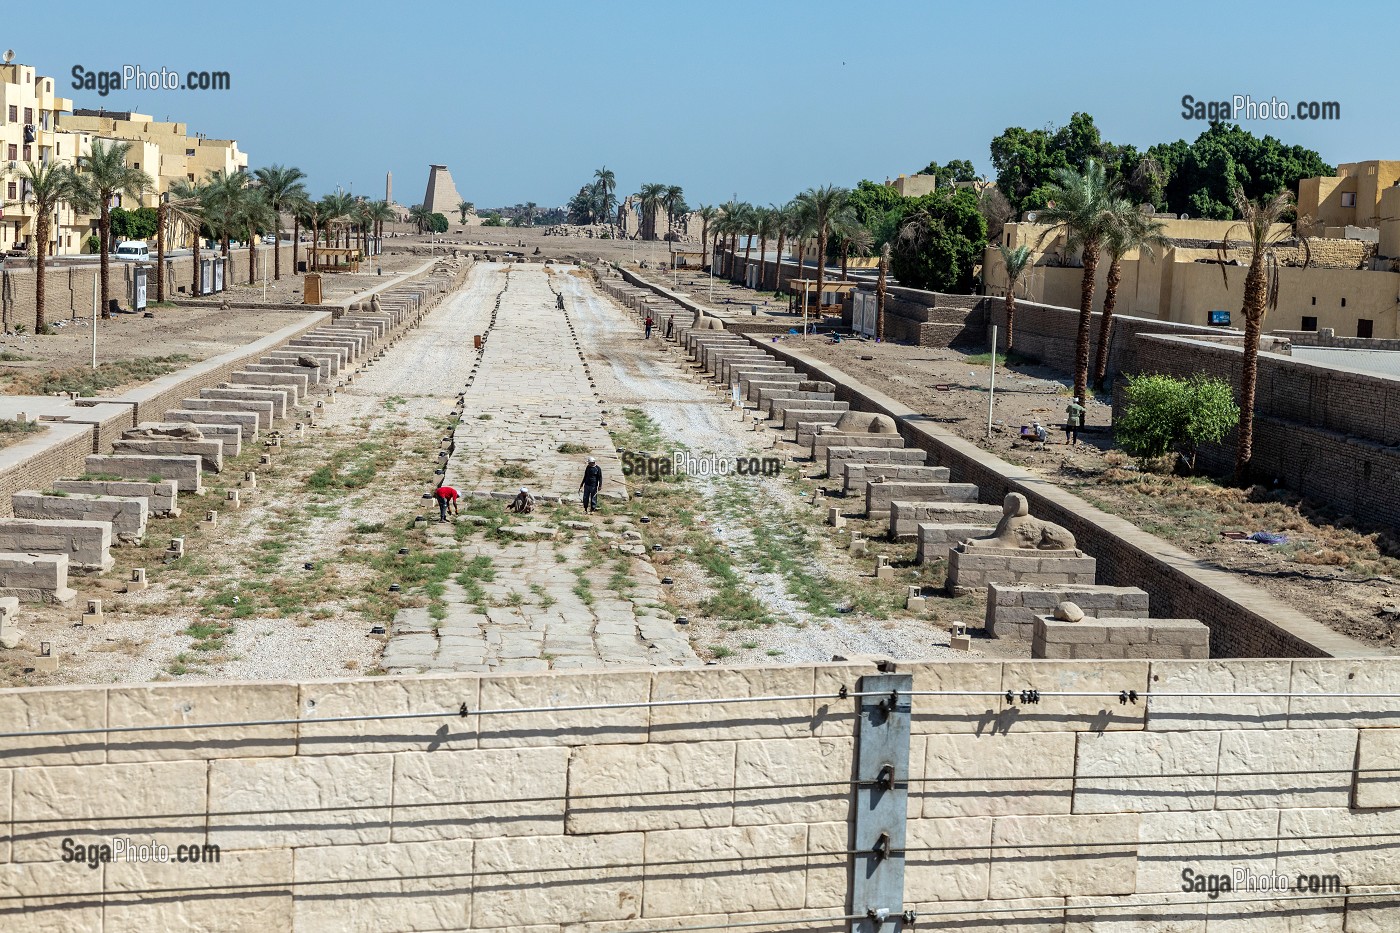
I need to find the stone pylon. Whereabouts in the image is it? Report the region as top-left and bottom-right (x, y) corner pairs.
(422, 165), (464, 216)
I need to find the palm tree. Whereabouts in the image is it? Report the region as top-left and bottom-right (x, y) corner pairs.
(169, 179), (208, 296)
(365, 200), (394, 246)
(1092, 203), (1168, 389)
(876, 242), (891, 340)
(298, 199), (333, 271)
(322, 191), (355, 248)
(768, 202), (793, 292)
(8, 162), (78, 333)
(1034, 159), (1118, 401)
(239, 189), (275, 283)
(662, 185), (684, 235)
(737, 204), (758, 286)
(793, 186), (850, 314)
(695, 204), (718, 269)
(71, 140), (152, 319)
(831, 210), (871, 280)
(518, 202), (538, 227)
(593, 167), (617, 230)
(636, 184), (666, 241)
(1220, 187), (1295, 484)
(156, 188), (203, 302)
(716, 200), (743, 276)
(202, 168), (252, 265)
(252, 165), (307, 281)
(457, 200), (473, 225)
(407, 203), (431, 235)
(997, 243), (1033, 351)
(754, 207), (780, 294)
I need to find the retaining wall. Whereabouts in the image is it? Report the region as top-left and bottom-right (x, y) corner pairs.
(3, 658), (1400, 930)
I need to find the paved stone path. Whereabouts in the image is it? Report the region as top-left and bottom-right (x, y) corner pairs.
(383, 263), (696, 674)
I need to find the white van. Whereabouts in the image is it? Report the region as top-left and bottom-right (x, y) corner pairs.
(113, 241), (151, 262)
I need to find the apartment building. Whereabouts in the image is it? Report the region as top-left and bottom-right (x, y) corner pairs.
(0, 58), (89, 254)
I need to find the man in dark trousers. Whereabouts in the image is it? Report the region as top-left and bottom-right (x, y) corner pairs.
(433, 484), (460, 522)
(580, 456), (603, 512)
(644, 315), (654, 339)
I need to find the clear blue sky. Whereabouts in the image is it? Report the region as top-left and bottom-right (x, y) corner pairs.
(8, 0), (1384, 209)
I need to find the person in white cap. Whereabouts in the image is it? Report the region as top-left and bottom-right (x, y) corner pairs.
(509, 485), (536, 514)
(580, 456), (603, 513)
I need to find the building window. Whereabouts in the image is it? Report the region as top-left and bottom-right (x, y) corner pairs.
(23, 108), (32, 124)
(1301, 316), (1317, 331)
(21, 146), (30, 162)
(1311, 296), (1316, 305)
(133, 162), (139, 170)
(186, 148), (196, 157)
(6, 144), (15, 160)
(1358, 319), (1374, 338)
(1342, 192), (1357, 207)
(4, 106), (13, 123)
(187, 173), (195, 181)
(1341, 297), (1347, 307)
(5, 182), (14, 200)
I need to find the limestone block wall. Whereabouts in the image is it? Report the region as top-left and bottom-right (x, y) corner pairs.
(5, 658), (1400, 931)
(0, 423), (92, 521)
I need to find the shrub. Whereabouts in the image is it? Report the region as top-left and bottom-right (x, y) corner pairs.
(1115, 373), (1239, 472)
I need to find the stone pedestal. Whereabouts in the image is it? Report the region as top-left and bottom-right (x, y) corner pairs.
(946, 545), (1096, 596)
(1033, 615), (1210, 659)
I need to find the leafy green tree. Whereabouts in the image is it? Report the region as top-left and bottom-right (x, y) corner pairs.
(1115, 373), (1239, 472)
(918, 159), (978, 187)
(1149, 123), (1331, 219)
(891, 188), (986, 293)
(70, 139), (152, 317)
(428, 212), (450, 234)
(482, 212), (505, 227)
(848, 179), (906, 225)
(109, 206), (158, 241)
(407, 203), (431, 234)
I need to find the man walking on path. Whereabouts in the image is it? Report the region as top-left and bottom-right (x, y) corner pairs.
(1064, 397), (1086, 446)
(644, 315), (654, 339)
(433, 484), (460, 522)
(580, 456), (603, 512)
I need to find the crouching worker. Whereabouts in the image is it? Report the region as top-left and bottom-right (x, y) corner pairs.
(509, 486), (536, 514)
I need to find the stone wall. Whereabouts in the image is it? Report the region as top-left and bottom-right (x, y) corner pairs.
(746, 337), (1376, 660)
(0, 243), (300, 324)
(1117, 333), (1400, 526)
(5, 658), (1400, 930)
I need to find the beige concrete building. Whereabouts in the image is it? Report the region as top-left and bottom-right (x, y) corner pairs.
(985, 216), (1400, 339)
(0, 58), (90, 254)
(885, 173), (937, 198)
(1298, 160), (1400, 235)
(60, 108), (248, 207)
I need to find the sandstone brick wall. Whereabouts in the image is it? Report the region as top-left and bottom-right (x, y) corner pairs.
(1, 244), (300, 324)
(3, 658), (1400, 931)
(0, 423), (91, 517)
(748, 337), (1374, 659)
(1117, 333), (1400, 526)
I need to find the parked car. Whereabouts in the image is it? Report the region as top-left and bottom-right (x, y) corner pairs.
(113, 241), (150, 262)
(263, 234), (277, 245)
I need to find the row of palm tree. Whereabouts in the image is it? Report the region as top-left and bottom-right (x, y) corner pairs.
(632, 183), (686, 239)
(1034, 158), (1296, 482)
(1, 142), (401, 334)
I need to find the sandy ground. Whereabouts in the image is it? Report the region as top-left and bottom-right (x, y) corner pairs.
(569, 271), (1018, 664)
(0, 263), (490, 687)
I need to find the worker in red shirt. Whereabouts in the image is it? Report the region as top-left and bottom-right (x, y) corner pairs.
(433, 484), (460, 522)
